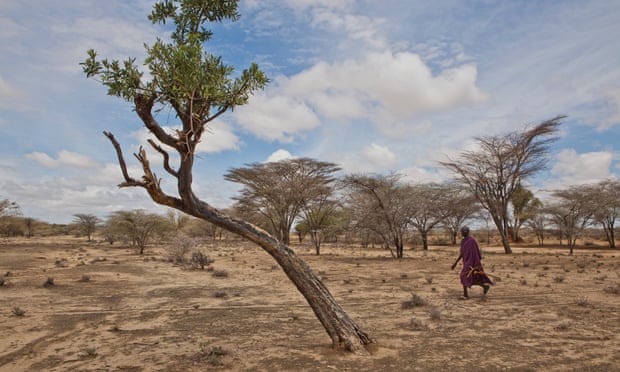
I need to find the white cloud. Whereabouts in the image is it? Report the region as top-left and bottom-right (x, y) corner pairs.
(550, 149), (614, 186)
(25, 150), (97, 169)
(278, 51), (487, 133)
(361, 143), (396, 168)
(266, 149), (293, 162)
(234, 93), (321, 142)
(399, 165), (449, 185)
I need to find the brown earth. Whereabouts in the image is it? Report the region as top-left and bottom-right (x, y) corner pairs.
(1, 236), (619, 371)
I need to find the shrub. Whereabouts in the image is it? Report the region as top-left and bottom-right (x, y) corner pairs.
(167, 236), (199, 264)
(191, 251), (214, 270)
(79, 275), (91, 282)
(576, 296), (589, 306)
(402, 293), (426, 309)
(212, 269), (229, 278)
(12, 306), (26, 316)
(554, 321), (570, 331)
(214, 291), (227, 298)
(44, 277), (55, 287)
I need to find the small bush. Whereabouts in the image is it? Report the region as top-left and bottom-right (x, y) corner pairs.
(82, 347), (98, 357)
(553, 275), (565, 283)
(191, 251), (214, 270)
(79, 275), (91, 282)
(212, 269), (229, 278)
(0, 277), (4, 286)
(214, 291), (227, 298)
(168, 235), (200, 264)
(402, 293), (426, 309)
(576, 296), (589, 306)
(12, 306), (26, 316)
(44, 277), (55, 287)
(554, 321), (571, 331)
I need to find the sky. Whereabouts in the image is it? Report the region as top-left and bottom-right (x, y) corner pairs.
(1, 0), (620, 224)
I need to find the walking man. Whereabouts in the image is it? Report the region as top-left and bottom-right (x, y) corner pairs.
(451, 226), (493, 299)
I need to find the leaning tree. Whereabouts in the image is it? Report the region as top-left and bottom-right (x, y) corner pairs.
(441, 116), (565, 253)
(81, 0), (372, 354)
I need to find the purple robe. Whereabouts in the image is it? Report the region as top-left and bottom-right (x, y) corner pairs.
(460, 236), (493, 288)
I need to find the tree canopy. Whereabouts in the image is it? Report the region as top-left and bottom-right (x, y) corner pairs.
(441, 116), (565, 253)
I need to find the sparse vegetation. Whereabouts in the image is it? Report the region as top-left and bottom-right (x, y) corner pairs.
(402, 293), (426, 309)
(43, 277), (54, 287)
(576, 296), (589, 306)
(214, 291), (227, 298)
(191, 250), (214, 270)
(12, 306), (26, 316)
(212, 269), (229, 278)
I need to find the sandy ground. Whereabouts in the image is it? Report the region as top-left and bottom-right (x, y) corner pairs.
(1, 236), (619, 371)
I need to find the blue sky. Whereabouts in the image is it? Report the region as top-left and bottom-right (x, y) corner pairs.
(1, 0), (620, 224)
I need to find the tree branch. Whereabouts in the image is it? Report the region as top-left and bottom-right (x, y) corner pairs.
(147, 139), (179, 177)
(103, 131), (143, 187)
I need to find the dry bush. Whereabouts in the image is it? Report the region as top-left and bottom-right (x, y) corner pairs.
(167, 235), (199, 264)
(12, 306), (26, 316)
(191, 250), (214, 270)
(402, 293), (426, 309)
(212, 269), (229, 278)
(43, 277), (54, 287)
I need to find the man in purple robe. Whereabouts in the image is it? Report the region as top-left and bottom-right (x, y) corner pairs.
(451, 226), (493, 299)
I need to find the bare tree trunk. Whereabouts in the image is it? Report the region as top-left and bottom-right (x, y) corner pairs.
(191, 202), (373, 354)
(420, 230), (429, 251)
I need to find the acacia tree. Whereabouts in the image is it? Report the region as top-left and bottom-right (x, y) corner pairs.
(441, 116), (565, 253)
(408, 183), (451, 251)
(107, 210), (170, 254)
(547, 185), (595, 255)
(590, 179), (620, 248)
(82, 0), (372, 353)
(525, 202), (547, 246)
(0, 198), (21, 237)
(509, 183), (541, 242)
(441, 184), (480, 244)
(224, 158), (340, 245)
(301, 197), (341, 255)
(73, 213), (101, 241)
(343, 174), (413, 258)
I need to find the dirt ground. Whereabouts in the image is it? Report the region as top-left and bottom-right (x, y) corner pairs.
(1, 236), (619, 371)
